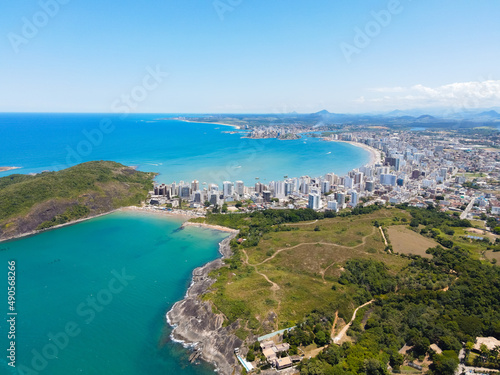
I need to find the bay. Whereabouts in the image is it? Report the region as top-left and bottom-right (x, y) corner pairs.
(0, 212), (226, 375)
(0, 113), (369, 185)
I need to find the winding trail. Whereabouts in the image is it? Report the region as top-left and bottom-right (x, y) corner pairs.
(321, 261), (336, 283)
(242, 249), (280, 292)
(254, 226), (376, 266)
(333, 300), (374, 343)
(238, 223), (380, 332)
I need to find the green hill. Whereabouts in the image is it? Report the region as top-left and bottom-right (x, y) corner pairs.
(190, 206), (500, 374)
(0, 161), (155, 241)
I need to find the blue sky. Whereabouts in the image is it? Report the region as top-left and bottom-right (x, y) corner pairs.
(1, 0), (499, 113)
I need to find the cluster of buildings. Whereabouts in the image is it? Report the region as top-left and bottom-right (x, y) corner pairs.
(246, 126), (301, 140)
(149, 129), (500, 219)
(259, 340), (302, 370)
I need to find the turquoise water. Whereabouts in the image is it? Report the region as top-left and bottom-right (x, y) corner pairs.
(0, 113), (371, 374)
(0, 212), (227, 375)
(0, 113), (369, 185)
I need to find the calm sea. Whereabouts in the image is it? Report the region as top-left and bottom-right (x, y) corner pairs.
(0, 113), (370, 374)
(0, 113), (369, 184)
(0, 211), (227, 375)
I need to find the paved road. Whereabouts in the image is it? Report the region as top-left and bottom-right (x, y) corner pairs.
(460, 198), (476, 220)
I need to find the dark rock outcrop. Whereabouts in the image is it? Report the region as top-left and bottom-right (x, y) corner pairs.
(167, 234), (243, 375)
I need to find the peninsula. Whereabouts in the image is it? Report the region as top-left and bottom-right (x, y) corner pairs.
(0, 166), (21, 172)
(0, 161), (156, 242)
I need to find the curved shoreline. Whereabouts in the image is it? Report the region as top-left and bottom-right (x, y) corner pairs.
(176, 118), (241, 130)
(0, 209), (120, 243)
(0, 166), (21, 173)
(166, 231), (243, 375)
(324, 139), (382, 167)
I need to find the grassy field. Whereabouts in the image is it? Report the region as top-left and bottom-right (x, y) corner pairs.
(386, 225), (438, 258)
(485, 250), (500, 262)
(203, 208), (412, 337)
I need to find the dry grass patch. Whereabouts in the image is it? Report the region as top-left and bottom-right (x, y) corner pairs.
(484, 250), (500, 263)
(387, 225), (438, 258)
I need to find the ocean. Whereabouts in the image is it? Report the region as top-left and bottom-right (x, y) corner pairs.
(0, 113), (370, 374)
(0, 211), (227, 375)
(0, 113), (369, 185)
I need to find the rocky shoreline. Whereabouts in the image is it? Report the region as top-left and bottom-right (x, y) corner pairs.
(167, 232), (243, 375)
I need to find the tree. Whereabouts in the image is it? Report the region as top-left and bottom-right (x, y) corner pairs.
(222, 203), (228, 213)
(390, 353), (404, 369)
(314, 330), (329, 346)
(364, 358), (389, 375)
(431, 351), (459, 375)
(246, 349), (255, 362)
(235, 201), (243, 208)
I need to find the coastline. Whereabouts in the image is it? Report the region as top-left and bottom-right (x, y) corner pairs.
(0, 205), (203, 243)
(0, 209), (119, 243)
(120, 205), (202, 220)
(181, 221), (239, 233)
(0, 166), (21, 173)
(176, 118), (241, 130)
(324, 139), (383, 167)
(167, 230), (243, 375)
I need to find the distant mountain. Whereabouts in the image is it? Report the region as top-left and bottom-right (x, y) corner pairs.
(478, 110), (500, 118)
(416, 115), (436, 121)
(314, 110), (331, 115)
(386, 110), (408, 117)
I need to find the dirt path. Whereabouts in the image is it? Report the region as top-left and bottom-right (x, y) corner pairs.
(379, 226), (388, 246)
(239, 226), (378, 332)
(242, 250), (280, 290)
(330, 311), (339, 338)
(283, 219), (318, 226)
(254, 226), (376, 266)
(242, 248), (281, 329)
(321, 261), (336, 283)
(333, 300), (374, 344)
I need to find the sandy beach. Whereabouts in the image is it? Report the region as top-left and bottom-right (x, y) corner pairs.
(0, 166), (21, 172)
(181, 221), (239, 233)
(323, 139), (383, 167)
(177, 119), (241, 130)
(120, 205), (209, 221)
(0, 206), (207, 243)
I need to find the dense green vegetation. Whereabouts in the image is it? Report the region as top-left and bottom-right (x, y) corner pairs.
(196, 204), (383, 247)
(0, 161), (155, 238)
(296, 246), (500, 375)
(0, 161), (155, 220)
(196, 206), (499, 375)
(36, 204), (91, 230)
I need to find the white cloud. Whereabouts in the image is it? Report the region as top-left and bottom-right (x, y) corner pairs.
(358, 80), (500, 110)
